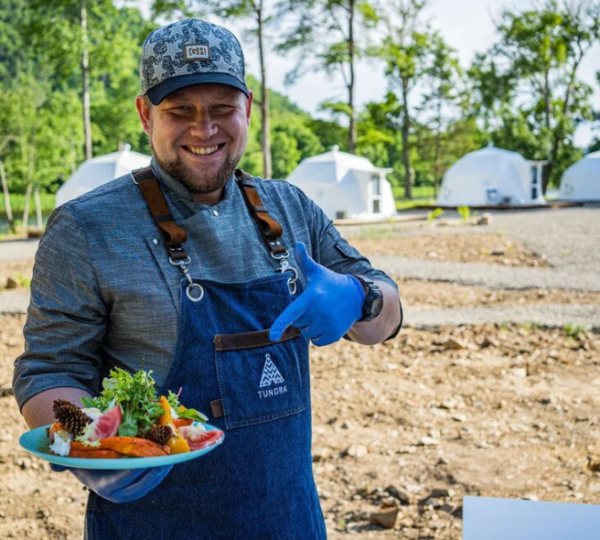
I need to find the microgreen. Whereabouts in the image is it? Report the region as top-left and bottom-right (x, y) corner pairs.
(81, 368), (164, 437)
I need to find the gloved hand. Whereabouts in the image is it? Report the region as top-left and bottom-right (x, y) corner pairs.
(269, 242), (365, 347)
(50, 463), (172, 503)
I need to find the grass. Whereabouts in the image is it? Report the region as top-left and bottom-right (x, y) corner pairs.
(564, 323), (588, 339)
(393, 184), (437, 211)
(0, 192), (55, 236)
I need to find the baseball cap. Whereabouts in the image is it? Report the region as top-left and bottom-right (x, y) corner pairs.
(140, 19), (250, 105)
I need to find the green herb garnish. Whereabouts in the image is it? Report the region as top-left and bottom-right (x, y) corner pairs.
(82, 368), (164, 437)
(167, 390), (208, 423)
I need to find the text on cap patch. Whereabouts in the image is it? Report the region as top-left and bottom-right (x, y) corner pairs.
(184, 44), (210, 61)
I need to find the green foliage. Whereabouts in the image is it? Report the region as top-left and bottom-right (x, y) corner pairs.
(86, 368), (164, 437)
(0, 0), (597, 213)
(457, 206), (471, 222)
(427, 208), (444, 221)
(167, 390), (208, 422)
(468, 0), (600, 189)
(564, 323), (587, 338)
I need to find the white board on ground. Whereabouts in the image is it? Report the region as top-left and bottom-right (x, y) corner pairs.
(463, 497), (600, 540)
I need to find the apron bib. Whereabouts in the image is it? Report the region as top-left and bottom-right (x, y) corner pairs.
(84, 169), (327, 539)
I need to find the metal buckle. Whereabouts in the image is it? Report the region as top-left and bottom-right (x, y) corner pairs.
(169, 256), (191, 267)
(186, 283), (204, 303)
(275, 257), (299, 295)
(169, 256), (204, 302)
(270, 249), (290, 260)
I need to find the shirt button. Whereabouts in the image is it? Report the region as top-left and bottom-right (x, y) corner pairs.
(152, 238), (159, 245)
(212, 210), (219, 217)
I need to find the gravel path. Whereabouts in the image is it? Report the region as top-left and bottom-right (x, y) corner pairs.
(404, 303), (600, 331)
(0, 291), (30, 315)
(0, 239), (39, 261)
(1, 206), (599, 328)
(372, 256), (600, 292)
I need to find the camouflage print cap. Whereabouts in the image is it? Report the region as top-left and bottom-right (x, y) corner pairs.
(140, 19), (249, 105)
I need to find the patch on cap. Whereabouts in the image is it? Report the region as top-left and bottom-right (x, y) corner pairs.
(140, 19), (249, 103)
(184, 44), (210, 62)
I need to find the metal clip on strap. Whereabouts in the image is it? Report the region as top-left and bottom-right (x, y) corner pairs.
(133, 167), (203, 302)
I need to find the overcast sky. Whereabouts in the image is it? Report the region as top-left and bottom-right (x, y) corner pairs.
(134, 0), (600, 146)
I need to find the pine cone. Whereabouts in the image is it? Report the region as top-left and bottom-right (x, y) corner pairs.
(53, 399), (92, 437)
(144, 425), (172, 446)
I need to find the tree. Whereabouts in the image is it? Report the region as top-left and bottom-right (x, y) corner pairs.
(472, 0), (600, 190)
(213, 0), (279, 179)
(371, 0), (430, 198)
(24, 0), (139, 161)
(416, 32), (466, 195)
(279, 0), (378, 153)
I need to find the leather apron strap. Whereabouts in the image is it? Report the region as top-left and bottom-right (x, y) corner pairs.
(234, 169), (287, 256)
(132, 166), (289, 258)
(132, 167), (189, 261)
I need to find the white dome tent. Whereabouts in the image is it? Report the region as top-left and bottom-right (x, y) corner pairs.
(286, 147), (396, 220)
(56, 145), (151, 207)
(559, 151), (600, 201)
(437, 144), (546, 207)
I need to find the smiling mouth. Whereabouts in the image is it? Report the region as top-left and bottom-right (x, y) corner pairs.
(183, 144), (225, 156)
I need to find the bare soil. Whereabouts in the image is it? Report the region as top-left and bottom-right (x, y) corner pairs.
(2, 230), (600, 539)
(352, 233), (550, 268)
(2, 319), (600, 539)
(0, 260), (33, 291)
(397, 278), (600, 308)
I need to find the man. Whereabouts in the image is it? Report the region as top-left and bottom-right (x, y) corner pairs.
(13, 19), (402, 539)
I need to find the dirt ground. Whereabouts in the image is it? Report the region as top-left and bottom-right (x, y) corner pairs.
(351, 232), (550, 268)
(1, 233), (600, 539)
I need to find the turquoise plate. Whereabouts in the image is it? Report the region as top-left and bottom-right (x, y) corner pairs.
(19, 423), (225, 470)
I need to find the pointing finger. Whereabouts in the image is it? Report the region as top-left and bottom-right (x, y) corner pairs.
(269, 292), (312, 341)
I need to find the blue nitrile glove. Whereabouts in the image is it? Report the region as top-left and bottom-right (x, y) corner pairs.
(269, 242), (366, 347)
(50, 464), (173, 503)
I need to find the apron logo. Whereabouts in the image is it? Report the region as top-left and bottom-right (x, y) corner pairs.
(258, 354), (287, 399)
(259, 354), (284, 387)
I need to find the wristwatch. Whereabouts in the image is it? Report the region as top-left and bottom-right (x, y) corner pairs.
(354, 276), (384, 322)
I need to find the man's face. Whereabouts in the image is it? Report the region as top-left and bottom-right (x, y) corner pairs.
(136, 84), (253, 193)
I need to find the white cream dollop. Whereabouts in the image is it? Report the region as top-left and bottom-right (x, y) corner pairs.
(49, 430), (72, 457)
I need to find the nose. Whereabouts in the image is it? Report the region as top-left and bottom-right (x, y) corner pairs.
(189, 110), (218, 139)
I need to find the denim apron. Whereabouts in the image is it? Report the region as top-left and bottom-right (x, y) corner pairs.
(84, 172), (327, 539)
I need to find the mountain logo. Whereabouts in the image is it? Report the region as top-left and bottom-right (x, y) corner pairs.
(259, 354), (285, 388)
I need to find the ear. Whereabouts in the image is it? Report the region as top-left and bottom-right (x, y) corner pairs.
(136, 95), (152, 136)
(245, 91), (253, 124)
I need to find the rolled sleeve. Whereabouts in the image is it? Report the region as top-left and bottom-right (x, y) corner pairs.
(13, 204), (107, 410)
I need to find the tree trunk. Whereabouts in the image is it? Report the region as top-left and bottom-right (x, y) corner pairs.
(257, 4), (272, 179)
(81, 0), (92, 160)
(543, 68), (551, 130)
(22, 183), (32, 229)
(0, 160), (14, 228)
(348, 0), (356, 153)
(433, 99), (442, 198)
(401, 78), (413, 199)
(34, 185), (43, 228)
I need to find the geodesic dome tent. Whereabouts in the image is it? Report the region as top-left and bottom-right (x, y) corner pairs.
(559, 151), (600, 201)
(286, 148), (396, 220)
(437, 144), (546, 207)
(56, 146), (151, 207)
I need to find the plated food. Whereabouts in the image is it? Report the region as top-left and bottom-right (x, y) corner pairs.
(47, 368), (223, 459)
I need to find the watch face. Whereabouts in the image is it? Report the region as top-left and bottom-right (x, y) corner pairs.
(371, 296), (383, 317)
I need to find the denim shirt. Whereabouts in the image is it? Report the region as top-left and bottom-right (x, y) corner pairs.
(13, 158), (398, 409)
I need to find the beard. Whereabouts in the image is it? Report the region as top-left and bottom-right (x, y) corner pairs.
(151, 140), (242, 194)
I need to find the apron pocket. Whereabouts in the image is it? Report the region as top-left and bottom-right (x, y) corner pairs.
(214, 327), (309, 430)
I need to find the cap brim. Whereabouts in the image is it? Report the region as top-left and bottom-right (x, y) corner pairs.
(146, 73), (250, 105)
